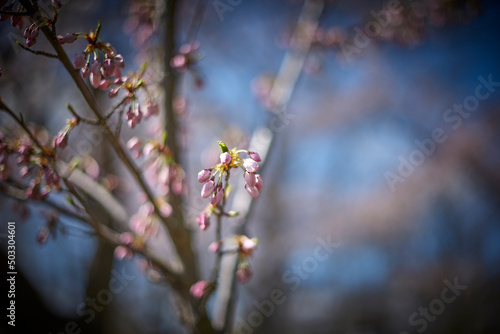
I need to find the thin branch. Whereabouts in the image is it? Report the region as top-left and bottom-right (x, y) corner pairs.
(67, 104), (99, 125)
(211, 1), (325, 332)
(104, 96), (129, 120)
(17, 0), (197, 291)
(0, 99), (47, 151)
(16, 41), (58, 58)
(0, 181), (89, 223)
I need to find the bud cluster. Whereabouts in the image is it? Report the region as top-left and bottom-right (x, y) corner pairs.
(0, 130), (61, 201)
(195, 142), (263, 231)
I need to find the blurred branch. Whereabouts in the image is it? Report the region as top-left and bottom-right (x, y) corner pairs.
(211, 0), (325, 331)
(162, 0), (212, 331)
(185, 0), (208, 43)
(0, 181), (90, 224)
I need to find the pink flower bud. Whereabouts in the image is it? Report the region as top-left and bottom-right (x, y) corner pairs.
(73, 53), (86, 69)
(201, 179), (215, 198)
(208, 241), (220, 253)
(220, 152), (231, 165)
(90, 72), (102, 89)
(81, 63), (90, 78)
(114, 246), (133, 260)
(159, 201), (172, 217)
(108, 87), (119, 98)
(37, 226), (49, 244)
(98, 79), (110, 90)
(190, 280), (208, 299)
(113, 67), (122, 78)
(170, 54), (186, 69)
(102, 58), (115, 78)
(236, 265), (252, 283)
(114, 54), (125, 68)
(245, 184), (259, 199)
(243, 159), (259, 173)
(127, 137), (141, 150)
(211, 186), (224, 206)
(26, 38), (36, 47)
(241, 237), (257, 256)
(255, 174), (263, 191)
(197, 212), (210, 230)
(58, 33), (76, 44)
(244, 171), (256, 187)
(248, 151), (261, 162)
(119, 232), (134, 245)
(198, 169), (211, 183)
(144, 101), (159, 119)
(91, 59), (101, 75)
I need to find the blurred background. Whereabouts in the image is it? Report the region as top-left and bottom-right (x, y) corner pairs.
(1, 0), (500, 333)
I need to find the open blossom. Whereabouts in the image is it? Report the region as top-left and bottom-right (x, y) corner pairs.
(190, 280), (208, 299)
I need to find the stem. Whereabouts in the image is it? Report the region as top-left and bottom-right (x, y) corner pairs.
(16, 41), (58, 58)
(211, 1), (325, 331)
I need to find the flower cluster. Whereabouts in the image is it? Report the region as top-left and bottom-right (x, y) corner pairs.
(170, 41), (200, 73)
(70, 23), (159, 129)
(195, 143), (263, 231)
(235, 235), (258, 283)
(114, 232), (145, 260)
(127, 135), (183, 198)
(0, 130), (60, 201)
(72, 22), (126, 89)
(170, 41), (204, 88)
(190, 234), (258, 298)
(0, 3), (26, 30)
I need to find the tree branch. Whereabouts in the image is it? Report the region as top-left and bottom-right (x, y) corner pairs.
(211, 1), (325, 331)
